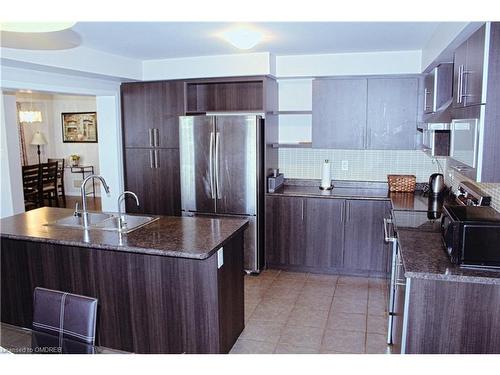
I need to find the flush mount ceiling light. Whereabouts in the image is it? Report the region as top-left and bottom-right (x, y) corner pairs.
(0, 22), (75, 33)
(220, 25), (264, 50)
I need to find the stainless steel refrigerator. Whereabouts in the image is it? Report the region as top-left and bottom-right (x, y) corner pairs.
(179, 115), (264, 273)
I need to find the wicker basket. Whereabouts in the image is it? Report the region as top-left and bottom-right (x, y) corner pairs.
(387, 174), (416, 193)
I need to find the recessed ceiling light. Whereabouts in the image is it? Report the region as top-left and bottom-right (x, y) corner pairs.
(0, 22), (75, 33)
(220, 25), (264, 50)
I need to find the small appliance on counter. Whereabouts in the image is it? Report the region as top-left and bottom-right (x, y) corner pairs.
(320, 159), (333, 190)
(267, 169), (284, 193)
(441, 205), (500, 269)
(428, 173), (445, 196)
(455, 181), (491, 206)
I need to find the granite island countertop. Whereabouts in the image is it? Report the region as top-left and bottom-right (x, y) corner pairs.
(0, 207), (248, 260)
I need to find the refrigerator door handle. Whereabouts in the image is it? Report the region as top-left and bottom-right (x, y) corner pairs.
(215, 132), (221, 199)
(209, 132), (215, 199)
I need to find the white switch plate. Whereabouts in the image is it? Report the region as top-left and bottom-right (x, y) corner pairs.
(217, 247), (224, 269)
(341, 160), (349, 171)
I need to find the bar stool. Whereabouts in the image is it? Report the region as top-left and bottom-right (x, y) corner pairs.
(32, 287), (98, 354)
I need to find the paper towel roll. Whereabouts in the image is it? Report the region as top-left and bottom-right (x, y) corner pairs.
(320, 159), (332, 189)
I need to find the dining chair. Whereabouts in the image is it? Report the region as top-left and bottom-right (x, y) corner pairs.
(22, 164), (42, 210)
(32, 287), (98, 354)
(40, 162), (59, 207)
(48, 158), (66, 206)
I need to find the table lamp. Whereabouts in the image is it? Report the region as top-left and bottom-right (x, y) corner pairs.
(30, 131), (47, 165)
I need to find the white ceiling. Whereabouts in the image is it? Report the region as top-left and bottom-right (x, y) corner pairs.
(72, 22), (443, 60)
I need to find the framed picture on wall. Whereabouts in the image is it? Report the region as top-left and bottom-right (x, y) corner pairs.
(61, 112), (98, 143)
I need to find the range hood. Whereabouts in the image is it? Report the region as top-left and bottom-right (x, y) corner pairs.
(418, 98), (452, 131)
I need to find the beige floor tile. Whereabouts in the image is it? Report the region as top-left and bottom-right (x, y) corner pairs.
(326, 311), (367, 332)
(287, 305), (330, 328)
(307, 273), (339, 284)
(302, 284), (335, 297)
(367, 294), (388, 317)
(366, 333), (391, 354)
(334, 286), (369, 300)
(244, 302), (258, 322)
(272, 278), (307, 290)
(238, 319), (285, 344)
(331, 296), (368, 314)
(229, 339), (276, 354)
(321, 329), (366, 354)
(260, 269), (281, 278)
(277, 271), (309, 281)
(274, 343), (319, 354)
(244, 276), (274, 289)
(305, 279), (337, 289)
(251, 299), (295, 323)
(367, 315), (388, 335)
(337, 276), (370, 287)
(279, 325), (324, 350)
(295, 292), (333, 311)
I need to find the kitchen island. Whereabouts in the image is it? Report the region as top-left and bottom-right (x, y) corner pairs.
(0, 207), (248, 354)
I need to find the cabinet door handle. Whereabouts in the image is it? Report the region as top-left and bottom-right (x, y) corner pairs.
(149, 150), (154, 169)
(154, 149), (159, 168)
(457, 65), (464, 104)
(301, 200), (304, 221)
(340, 201), (345, 223)
(149, 128), (154, 147)
(154, 128), (160, 147)
(346, 201), (350, 222)
(423, 88), (428, 111)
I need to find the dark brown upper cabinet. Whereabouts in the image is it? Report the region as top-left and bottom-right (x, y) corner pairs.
(453, 25), (485, 108)
(312, 76), (419, 150)
(185, 76), (277, 114)
(121, 81), (184, 149)
(366, 77), (419, 150)
(423, 63), (453, 114)
(123, 148), (181, 216)
(312, 79), (368, 149)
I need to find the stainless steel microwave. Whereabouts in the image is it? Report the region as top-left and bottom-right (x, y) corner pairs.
(441, 205), (500, 269)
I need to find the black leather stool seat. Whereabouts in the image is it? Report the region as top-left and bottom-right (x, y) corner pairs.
(33, 287), (98, 346)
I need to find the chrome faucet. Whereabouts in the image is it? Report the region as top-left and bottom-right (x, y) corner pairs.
(117, 191), (139, 231)
(80, 174), (110, 229)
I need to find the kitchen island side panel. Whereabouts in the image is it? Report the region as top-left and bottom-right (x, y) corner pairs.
(0, 236), (244, 354)
(406, 277), (500, 354)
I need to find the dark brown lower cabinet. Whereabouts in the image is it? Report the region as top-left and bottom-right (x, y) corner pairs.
(392, 274), (500, 354)
(304, 198), (344, 268)
(265, 196), (389, 276)
(0, 235), (244, 354)
(343, 199), (390, 274)
(123, 147), (181, 216)
(265, 195), (305, 266)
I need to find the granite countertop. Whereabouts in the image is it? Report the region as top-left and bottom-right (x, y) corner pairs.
(0, 207), (248, 260)
(397, 230), (500, 285)
(268, 179), (391, 200)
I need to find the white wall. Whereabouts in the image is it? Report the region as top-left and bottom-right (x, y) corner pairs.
(1, 46), (142, 81)
(1, 92), (24, 218)
(276, 50), (422, 78)
(142, 52), (273, 80)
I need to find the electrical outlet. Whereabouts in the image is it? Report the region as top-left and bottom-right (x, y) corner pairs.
(341, 160), (349, 171)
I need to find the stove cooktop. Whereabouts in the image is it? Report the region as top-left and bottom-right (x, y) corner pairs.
(392, 210), (443, 233)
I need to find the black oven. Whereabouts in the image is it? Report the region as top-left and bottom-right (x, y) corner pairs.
(441, 205), (500, 269)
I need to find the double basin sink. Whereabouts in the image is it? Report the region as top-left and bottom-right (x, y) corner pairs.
(45, 212), (159, 234)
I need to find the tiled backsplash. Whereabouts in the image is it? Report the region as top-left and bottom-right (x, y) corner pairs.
(445, 168), (500, 213)
(278, 148), (444, 183)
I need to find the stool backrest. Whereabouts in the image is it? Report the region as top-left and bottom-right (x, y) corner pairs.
(33, 287), (98, 345)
